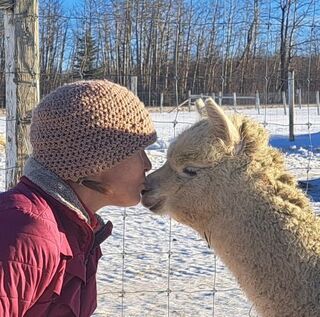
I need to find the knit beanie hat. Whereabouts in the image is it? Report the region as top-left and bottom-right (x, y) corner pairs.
(30, 79), (157, 181)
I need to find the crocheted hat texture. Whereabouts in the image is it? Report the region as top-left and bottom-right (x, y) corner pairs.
(30, 79), (157, 181)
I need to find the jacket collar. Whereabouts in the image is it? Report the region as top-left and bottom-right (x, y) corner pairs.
(24, 157), (91, 224)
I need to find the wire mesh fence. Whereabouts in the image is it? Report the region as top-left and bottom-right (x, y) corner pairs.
(1, 0), (320, 315)
(1, 92), (319, 316)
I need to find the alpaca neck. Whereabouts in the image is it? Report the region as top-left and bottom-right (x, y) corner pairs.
(202, 182), (320, 317)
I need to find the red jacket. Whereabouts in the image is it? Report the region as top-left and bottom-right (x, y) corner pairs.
(0, 176), (112, 317)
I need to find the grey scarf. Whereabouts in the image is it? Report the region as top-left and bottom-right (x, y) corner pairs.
(24, 157), (91, 224)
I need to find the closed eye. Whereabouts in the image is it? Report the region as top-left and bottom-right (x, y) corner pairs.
(182, 166), (198, 177)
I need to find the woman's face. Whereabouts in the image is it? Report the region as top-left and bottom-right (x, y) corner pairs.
(96, 150), (152, 207)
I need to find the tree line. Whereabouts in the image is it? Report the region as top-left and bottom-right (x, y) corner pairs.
(1, 0), (320, 107)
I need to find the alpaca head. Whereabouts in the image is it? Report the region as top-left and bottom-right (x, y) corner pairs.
(142, 98), (273, 230)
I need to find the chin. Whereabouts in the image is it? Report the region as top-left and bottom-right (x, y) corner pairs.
(130, 194), (143, 207)
(123, 199), (141, 207)
(141, 196), (166, 215)
(112, 195), (141, 208)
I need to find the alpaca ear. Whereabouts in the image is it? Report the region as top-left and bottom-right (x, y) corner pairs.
(205, 98), (240, 144)
(195, 98), (206, 118)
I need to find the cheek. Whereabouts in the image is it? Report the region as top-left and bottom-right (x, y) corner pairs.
(168, 205), (195, 227)
(161, 175), (182, 195)
(110, 183), (142, 207)
(112, 168), (143, 187)
(167, 180), (201, 210)
(114, 179), (141, 195)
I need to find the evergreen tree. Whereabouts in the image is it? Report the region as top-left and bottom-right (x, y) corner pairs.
(73, 28), (97, 79)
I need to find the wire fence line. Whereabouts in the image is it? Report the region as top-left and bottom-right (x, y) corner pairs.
(0, 92), (319, 187)
(0, 98), (319, 316)
(1, 0), (320, 314)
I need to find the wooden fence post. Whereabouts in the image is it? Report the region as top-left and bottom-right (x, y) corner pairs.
(297, 88), (302, 109)
(233, 92), (237, 111)
(160, 92), (163, 113)
(3, 0), (40, 189)
(316, 91), (320, 115)
(282, 91), (287, 115)
(218, 91), (222, 106)
(130, 76), (137, 96)
(288, 70), (295, 141)
(255, 90), (260, 114)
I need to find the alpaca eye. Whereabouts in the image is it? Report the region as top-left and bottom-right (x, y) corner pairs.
(182, 167), (198, 176)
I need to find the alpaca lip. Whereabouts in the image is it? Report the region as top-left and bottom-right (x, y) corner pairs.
(149, 199), (164, 212)
(142, 198), (164, 213)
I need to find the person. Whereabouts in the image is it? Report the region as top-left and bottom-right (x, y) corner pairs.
(0, 80), (157, 317)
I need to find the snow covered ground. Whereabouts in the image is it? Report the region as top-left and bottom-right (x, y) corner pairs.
(0, 105), (319, 316)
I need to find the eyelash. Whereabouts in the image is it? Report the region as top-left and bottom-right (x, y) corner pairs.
(182, 167), (198, 176)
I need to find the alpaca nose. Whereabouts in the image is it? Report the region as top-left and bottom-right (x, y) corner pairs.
(141, 189), (149, 195)
(141, 181), (153, 194)
(142, 177), (155, 195)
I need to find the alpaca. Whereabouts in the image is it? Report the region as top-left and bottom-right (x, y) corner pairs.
(141, 98), (320, 317)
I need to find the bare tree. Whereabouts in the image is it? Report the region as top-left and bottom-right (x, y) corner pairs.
(39, 0), (68, 94)
(278, 0), (314, 92)
(2, 0), (320, 107)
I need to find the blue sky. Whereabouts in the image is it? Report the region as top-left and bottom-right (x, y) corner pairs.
(61, 0), (78, 11)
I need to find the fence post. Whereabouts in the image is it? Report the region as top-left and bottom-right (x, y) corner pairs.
(316, 91), (320, 115)
(160, 92), (163, 113)
(188, 90), (191, 112)
(255, 90), (260, 114)
(211, 92), (215, 102)
(233, 92), (237, 111)
(3, 0), (40, 189)
(218, 91), (222, 106)
(130, 76), (138, 96)
(282, 91), (287, 115)
(288, 70), (295, 141)
(297, 88), (302, 109)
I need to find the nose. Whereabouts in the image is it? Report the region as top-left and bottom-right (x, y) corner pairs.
(141, 150), (152, 172)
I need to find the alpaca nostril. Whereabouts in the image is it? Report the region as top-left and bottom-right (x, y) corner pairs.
(141, 189), (151, 195)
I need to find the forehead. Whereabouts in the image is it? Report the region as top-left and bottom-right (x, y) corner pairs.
(172, 118), (214, 145)
(167, 120), (215, 167)
(104, 150), (142, 172)
(120, 150), (143, 165)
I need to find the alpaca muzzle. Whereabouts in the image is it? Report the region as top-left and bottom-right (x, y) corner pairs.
(141, 187), (165, 213)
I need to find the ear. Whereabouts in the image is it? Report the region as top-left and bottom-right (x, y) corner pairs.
(205, 98), (240, 145)
(195, 98), (206, 118)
